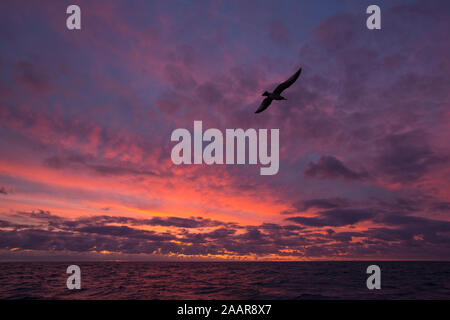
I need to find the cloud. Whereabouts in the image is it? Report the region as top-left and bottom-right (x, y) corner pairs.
(432, 202), (450, 212)
(44, 155), (161, 177)
(267, 21), (291, 47)
(304, 156), (368, 181)
(75, 225), (175, 241)
(0, 187), (7, 195)
(142, 216), (228, 228)
(0, 211), (284, 257)
(314, 13), (359, 53)
(1, 205), (450, 260)
(1, 0), (450, 261)
(164, 63), (197, 90)
(286, 209), (377, 227)
(14, 61), (52, 94)
(375, 131), (447, 182)
(363, 214), (450, 246)
(282, 198), (349, 214)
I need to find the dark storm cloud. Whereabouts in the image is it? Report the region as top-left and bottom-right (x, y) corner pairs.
(205, 227), (237, 239)
(373, 197), (425, 213)
(376, 214), (450, 232)
(44, 155), (160, 177)
(375, 131), (448, 182)
(75, 225), (175, 242)
(304, 156), (368, 181)
(282, 198), (349, 214)
(13, 209), (63, 224)
(1, 206), (450, 259)
(0, 228), (172, 254)
(22, 209), (53, 218)
(0, 213), (277, 256)
(8, 210), (231, 232)
(0, 209), (309, 257)
(52, 214), (232, 230)
(432, 202), (450, 212)
(363, 216), (450, 245)
(259, 223), (304, 232)
(144, 216), (230, 229)
(0, 187), (7, 195)
(329, 231), (365, 242)
(286, 209), (377, 227)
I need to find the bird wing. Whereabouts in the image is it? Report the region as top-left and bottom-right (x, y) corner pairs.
(273, 67), (302, 95)
(255, 97), (273, 113)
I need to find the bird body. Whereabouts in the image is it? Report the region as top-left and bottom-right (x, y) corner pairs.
(262, 91), (286, 100)
(255, 67), (302, 113)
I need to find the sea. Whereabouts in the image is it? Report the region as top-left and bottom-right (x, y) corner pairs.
(0, 261), (448, 299)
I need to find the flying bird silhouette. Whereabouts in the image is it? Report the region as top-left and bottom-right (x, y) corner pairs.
(255, 67), (302, 113)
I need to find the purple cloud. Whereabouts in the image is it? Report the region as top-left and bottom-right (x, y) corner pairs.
(304, 156), (368, 181)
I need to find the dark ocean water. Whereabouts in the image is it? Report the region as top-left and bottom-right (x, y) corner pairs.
(0, 262), (448, 300)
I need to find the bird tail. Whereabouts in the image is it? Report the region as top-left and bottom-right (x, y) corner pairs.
(262, 91), (269, 96)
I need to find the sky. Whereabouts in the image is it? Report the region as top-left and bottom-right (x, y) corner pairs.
(0, 0), (449, 261)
